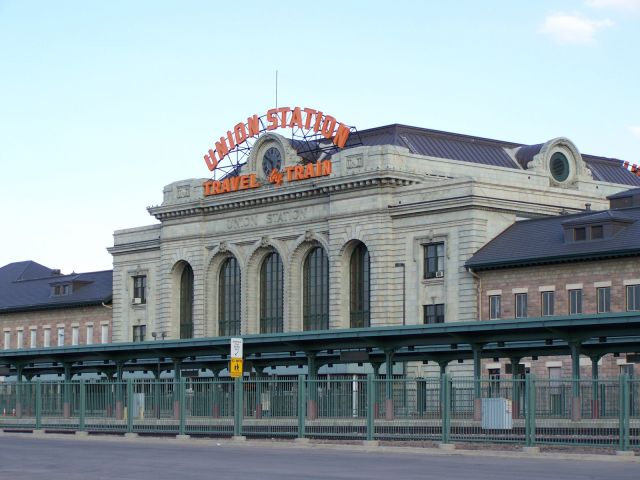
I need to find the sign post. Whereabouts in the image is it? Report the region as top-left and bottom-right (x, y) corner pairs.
(230, 337), (243, 378)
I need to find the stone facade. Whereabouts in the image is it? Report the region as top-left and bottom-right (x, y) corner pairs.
(109, 131), (634, 376)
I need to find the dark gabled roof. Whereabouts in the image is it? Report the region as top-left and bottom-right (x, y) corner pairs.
(560, 210), (634, 226)
(0, 261), (112, 313)
(608, 187), (640, 199)
(465, 206), (640, 271)
(346, 124), (640, 187)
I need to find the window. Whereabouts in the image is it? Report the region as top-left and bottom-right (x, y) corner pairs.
(57, 327), (65, 346)
(548, 366), (563, 415)
(591, 225), (603, 239)
(180, 264), (194, 339)
(72, 326), (79, 346)
(489, 295), (501, 320)
(515, 293), (528, 318)
(627, 285), (640, 311)
(53, 284), (72, 296)
(133, 325), (146, 342)
(424, 243), (445, 279)
(541, 291), (554, 316)
(260, 252), (284, 334)
(30, 329), (37, 349)
(350, 243), (370, 328)
(574, 227), (586, 241)
(101, 325), (109, 344)
(43, 328), (51, 348)
(86, 325), (93, 345)
(424, 304), (445, 324)
(3, 332), (9, 350)
(219, 257), (241, 336)
(569, 289), (582, 314)
(133, 275), (147, 304)
(303, 247), (329, 331)
(16, 330), (23, 349)
(597, 287), (611, 313)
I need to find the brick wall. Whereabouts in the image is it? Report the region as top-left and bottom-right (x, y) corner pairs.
(478, 257), (640, 378)
(0, 305), (112, 350)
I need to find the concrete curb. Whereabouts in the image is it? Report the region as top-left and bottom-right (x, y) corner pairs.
(2, 431), (638, 463)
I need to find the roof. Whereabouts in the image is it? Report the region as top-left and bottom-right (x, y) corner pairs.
(0, 261), (112, 313)
(465, 206), (640, 270)
(345, 124), (640, 187)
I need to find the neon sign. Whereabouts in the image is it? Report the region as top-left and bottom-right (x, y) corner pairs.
(203, 106), (352, 172)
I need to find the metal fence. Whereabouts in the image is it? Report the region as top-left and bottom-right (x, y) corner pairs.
(0, 375), (638, 450)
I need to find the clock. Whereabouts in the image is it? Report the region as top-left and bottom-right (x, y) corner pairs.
(262, 146), (282, 177)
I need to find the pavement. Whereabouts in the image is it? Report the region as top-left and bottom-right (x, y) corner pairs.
(0, 432), (638, 480)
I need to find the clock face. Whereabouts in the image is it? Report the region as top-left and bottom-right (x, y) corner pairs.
(262, 146), (282, 176)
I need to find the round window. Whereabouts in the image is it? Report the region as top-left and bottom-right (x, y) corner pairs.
(550, 152), (570, 182)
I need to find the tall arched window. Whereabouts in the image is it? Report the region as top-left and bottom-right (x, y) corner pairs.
(350, 243), (370, 328)
(180, 264), (194, 338)
(219, 257), (241, 336)
(260, 252), (283, 333)
(303, 247), (329, 330)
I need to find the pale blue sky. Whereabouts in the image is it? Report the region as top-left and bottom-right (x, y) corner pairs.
(1, 0), (638, 273)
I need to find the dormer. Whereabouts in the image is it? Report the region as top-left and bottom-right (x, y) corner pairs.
(608, 187), (640, 210)
(562, 211), (635, 243)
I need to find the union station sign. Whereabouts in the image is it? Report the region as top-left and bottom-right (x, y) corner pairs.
(202, 106), (352, 197)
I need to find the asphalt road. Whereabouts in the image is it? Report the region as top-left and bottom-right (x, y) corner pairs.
(0, 435), (637, 480)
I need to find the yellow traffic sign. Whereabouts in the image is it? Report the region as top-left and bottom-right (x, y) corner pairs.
(230, 358), (243, 377)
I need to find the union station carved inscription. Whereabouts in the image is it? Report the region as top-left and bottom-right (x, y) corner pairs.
(225, 208), (309, 231)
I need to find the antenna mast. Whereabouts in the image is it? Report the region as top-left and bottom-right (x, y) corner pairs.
(275, 69), (278, 109)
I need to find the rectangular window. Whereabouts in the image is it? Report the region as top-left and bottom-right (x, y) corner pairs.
(424, 243), (445, 279)
(16, 330), (23, 349)
(72, 326), (79, 346)
(57, 327), (65, 346)
(515, 293), (528, 318)
(424, 304), (445, 324)
(43, 328), (51, 348)
(133, 275), (147, 304)
(548, 366), (562, 415)
(627, 285), (640, 311)
(591, 225), (603, 239)
(86, 325), (93, 345)
(569, 289), (583, 314)
(489, 295), (501, 319)
(3, 332), (10, 350)
(101, 325), (109, 344)
(574, 227), (586, 241)
(132, 325), (146, 342)
(597, 287), (611, 313)
(541, 291), (554, 316)
(30, 329), (37, 349)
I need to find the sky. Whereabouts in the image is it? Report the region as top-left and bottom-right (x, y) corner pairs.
(1, 0), (639, 274)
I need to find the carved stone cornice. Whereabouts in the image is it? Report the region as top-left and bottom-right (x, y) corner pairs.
(147, 172), (420, 221)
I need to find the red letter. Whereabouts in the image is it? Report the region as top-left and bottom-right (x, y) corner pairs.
(247, 115), (260, 137)
(332, 123), (351, 148)
(234, 123), (247, 144)
(321, 115), (336, 139)
(226, 131), (236, 150)
(303, 108), (317, 129)
(278, 107), (290, 128)
(266, 108), (278, 130)
(204, 149), (219, 171)
(321, 160), (332, 176)
(289, 107), (303, 129)
(215, 137), (229, 162)
(313, 111), (324, 132)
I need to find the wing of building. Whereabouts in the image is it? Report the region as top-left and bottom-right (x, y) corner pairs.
(108, 123), (639, 374)
(0, 261), (113, 349)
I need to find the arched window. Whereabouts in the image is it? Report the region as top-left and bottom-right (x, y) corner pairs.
(303, 247), (329, 330)
(219, 257), (241, 336)
(180, 264), (194, 338)
(350, 243), (370, 328)
(260, 252), (283, 333)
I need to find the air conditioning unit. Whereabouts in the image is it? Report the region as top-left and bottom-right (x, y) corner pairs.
(132, 298), (142, 305)
(435, 271), (444, 278)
